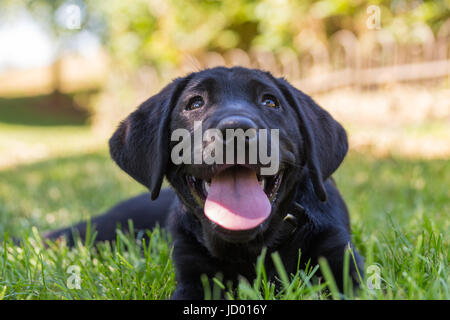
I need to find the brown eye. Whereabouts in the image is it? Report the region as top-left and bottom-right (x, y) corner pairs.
(261, 94), (279, 108)
(186, 96), (205, 111)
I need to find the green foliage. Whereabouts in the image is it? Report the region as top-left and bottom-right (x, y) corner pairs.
(11, 0), (446, 71)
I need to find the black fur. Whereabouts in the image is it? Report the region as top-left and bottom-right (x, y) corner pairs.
(45, 67), (364, 299)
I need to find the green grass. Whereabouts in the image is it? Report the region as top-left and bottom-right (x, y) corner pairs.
(0, 149), (448, 299)
(0, 94), (88, 127)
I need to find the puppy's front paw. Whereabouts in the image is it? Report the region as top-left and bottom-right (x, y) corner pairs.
(171, 283), (204, 300)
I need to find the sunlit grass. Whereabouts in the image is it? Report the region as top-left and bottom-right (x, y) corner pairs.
(0, 123), (106, 169)
(1, 226), (174, 300)
(0, 148), (448, 299)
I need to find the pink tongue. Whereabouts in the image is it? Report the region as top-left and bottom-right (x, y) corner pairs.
(204, 167), (271, 230)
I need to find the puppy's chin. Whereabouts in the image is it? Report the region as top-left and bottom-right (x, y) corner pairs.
(204, 209), (274, 244)
(199, 204), (290, 260)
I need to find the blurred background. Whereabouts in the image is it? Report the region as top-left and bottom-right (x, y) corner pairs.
(1, 0), (449, 167)
(0, 0), (449, 234)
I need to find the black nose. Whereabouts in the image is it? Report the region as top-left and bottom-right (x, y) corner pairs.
(216, 116), (257, 135)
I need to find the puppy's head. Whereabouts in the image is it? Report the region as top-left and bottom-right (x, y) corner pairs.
(110, 67), (347, 253)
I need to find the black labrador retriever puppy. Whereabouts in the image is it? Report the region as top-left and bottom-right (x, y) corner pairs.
(45, 67), (364, 299)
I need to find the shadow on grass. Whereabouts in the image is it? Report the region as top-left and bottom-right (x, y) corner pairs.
(0, 92), (91, 127)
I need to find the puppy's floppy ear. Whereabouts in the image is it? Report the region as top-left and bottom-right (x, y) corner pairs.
(109, 76), (191, 200)
(276, 78), (348, 202)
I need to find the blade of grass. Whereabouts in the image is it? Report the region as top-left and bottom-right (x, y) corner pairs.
(318, 257), (340, 300)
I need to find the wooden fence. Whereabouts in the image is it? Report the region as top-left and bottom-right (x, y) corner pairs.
(177, 21), (450, 93)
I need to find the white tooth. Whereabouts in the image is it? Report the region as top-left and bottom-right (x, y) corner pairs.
(204, 181), (210, 194)
(259, 178), (266, 190)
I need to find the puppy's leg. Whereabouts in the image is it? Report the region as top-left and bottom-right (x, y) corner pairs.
(171, 282), (204, 300)
(44, 189), (175, 246)
(170, 234), (226, 300)
(171, 240), (207, 299)
(310, 229), (364, 294)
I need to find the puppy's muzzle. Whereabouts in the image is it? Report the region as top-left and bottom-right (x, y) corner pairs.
(216, 115), (257, 134)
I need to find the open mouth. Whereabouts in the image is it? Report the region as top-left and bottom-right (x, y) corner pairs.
(186, 166), (283, 231)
